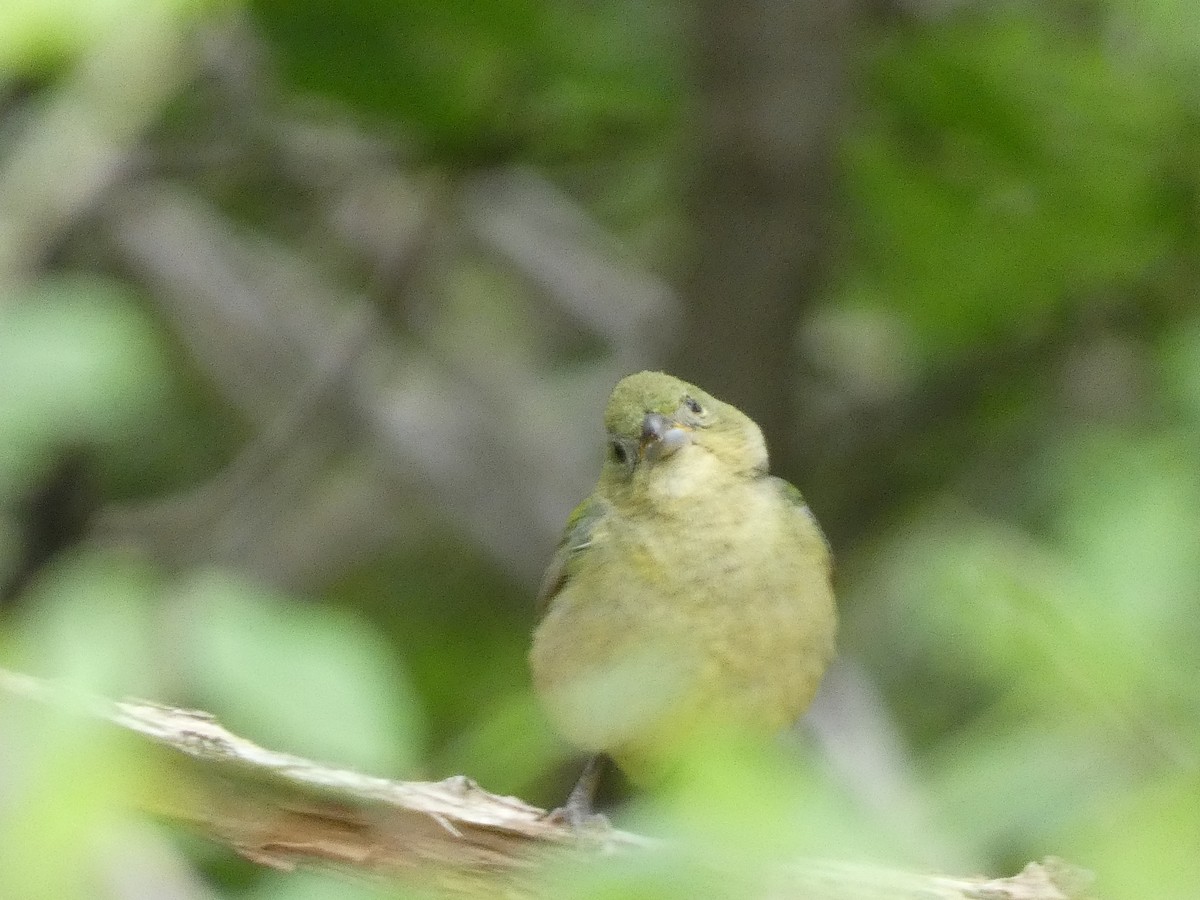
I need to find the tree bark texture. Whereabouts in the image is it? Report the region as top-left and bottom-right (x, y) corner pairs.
(676, 0), (854, 477)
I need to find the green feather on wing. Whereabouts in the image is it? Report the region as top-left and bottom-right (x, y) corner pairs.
(773, 476), (833, 564)
(535, 496), (610, 615)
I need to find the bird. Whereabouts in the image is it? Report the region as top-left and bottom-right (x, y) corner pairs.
(529, 371), (836, 819)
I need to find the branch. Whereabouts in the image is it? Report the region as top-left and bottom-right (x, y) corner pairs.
(0, 668), (1094, 899)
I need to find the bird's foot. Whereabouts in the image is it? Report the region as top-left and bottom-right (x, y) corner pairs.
(542, 802), (611, 833)
(542, 753), (611, 833)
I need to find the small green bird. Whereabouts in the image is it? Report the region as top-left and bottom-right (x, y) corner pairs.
(530, 371), (836, 811)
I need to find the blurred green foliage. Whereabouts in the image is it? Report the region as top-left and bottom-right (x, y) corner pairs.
(247, 0), (678, 164)
(2, 0), (1199, 899)
(849, 11), (1195, 360)
(0, 0), (210, 70)
(0, 281), (171, 496)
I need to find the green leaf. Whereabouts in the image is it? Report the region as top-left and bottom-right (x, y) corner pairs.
(177, 569), (425, 774)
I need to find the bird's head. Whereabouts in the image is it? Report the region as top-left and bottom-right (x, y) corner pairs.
(599, 371), (768, 486)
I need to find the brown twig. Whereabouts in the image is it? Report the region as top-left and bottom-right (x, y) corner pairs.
(0, 667), (1094, 899)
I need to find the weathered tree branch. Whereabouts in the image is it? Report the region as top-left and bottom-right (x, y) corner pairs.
(0, 667), (1094, 899)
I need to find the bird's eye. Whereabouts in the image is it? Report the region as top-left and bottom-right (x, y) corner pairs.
(610, 440), (629, 466)
(684, 396), (704, 415)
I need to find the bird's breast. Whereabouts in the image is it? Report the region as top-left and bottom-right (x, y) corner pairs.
(531, 473), (836, 766)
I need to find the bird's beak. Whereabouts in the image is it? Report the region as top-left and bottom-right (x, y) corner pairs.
(640, 412), (691, 462)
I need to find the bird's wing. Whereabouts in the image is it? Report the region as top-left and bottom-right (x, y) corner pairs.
(773, 477), (833, 562)
(535, 496), (610, 615)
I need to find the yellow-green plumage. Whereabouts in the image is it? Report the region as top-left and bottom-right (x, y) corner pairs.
(530, 371), (836, 777)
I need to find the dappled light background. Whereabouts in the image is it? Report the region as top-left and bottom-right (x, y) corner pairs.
(1, 0), (1198, 898)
